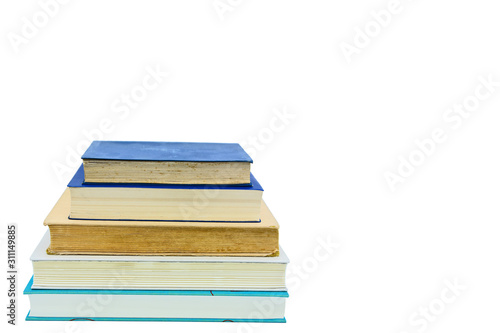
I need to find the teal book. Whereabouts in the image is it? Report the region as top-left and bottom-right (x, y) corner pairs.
(81, 141), (253, 185)
(24, 277), (287, 322)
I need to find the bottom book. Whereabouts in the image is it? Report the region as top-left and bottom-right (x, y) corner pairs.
(24, 277), (287, 322)
(26, 315), (285, 323)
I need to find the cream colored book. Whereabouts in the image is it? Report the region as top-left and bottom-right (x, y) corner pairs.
(69, 165), (263, 221)
(31, 231), (288, 290)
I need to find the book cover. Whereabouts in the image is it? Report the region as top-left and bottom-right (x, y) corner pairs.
(24, 277), (289, 297)
(82, 141), (253, 163)
(69, 164), (263, 190)
(26, 315), (286, 323)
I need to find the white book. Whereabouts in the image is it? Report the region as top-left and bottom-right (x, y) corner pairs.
(31, 231), (289, 291)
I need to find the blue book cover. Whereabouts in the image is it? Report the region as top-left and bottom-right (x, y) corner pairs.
(82, 141), (253, 163)
(68, 164), (263, 190)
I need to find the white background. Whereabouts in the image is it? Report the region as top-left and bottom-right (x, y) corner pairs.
(1, 0), (500, 332)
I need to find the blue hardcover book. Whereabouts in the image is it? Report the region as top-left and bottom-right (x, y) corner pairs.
(82, 141), (253, 185)
(68, 165), (264, 222)
(24, 277), (287, 322)
(82, 141), (253, 162)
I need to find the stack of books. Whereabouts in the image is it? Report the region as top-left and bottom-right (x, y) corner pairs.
(24, 141), (289, 323)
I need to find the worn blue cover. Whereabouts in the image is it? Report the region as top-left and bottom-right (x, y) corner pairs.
(68, 165), (263, 191)
(82, 141), (253, 163)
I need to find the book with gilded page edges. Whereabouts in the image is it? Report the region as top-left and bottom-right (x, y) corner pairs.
(45, 189), (279, 256)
